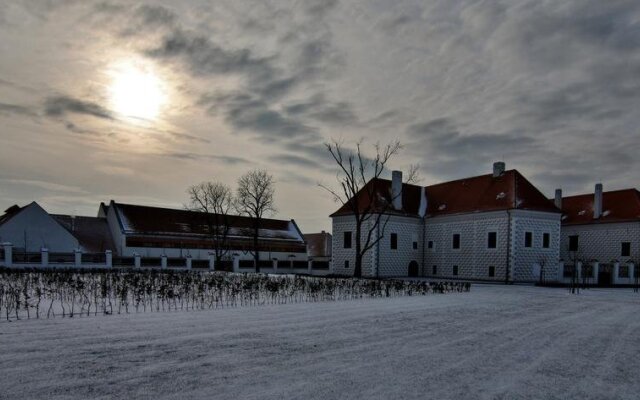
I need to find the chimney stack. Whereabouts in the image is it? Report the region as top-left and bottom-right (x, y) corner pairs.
(493, 161), (506, 177)
(392, 170), (403, 210)
(554, 189), (562, 210)
(594, 183), (603, 219)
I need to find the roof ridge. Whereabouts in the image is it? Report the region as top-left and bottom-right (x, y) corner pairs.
(562, 188), (640, 199)
(425, 170), (515, 189)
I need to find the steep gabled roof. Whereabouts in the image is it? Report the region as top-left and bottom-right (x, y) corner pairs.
(425, 170), (559, 216)
(330, 179), (424, 217)
(111, 202), (305, 242)
(330, 169), (559, 218)
(560, 189), (640, 225)
(0, 204), (23, 227)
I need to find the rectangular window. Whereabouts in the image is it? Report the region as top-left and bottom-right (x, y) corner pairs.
(621, 242), (631, 257)
(344, 231), (352, 249)
(619, 265), (629, 278)
(563, 264), (574, 278)
(488, 266), (495, 277)
(390, 233), (398, 250)
(427, 241), (434, 249)
(412, 241), (418, 250)
(432, 265), (437, 275)
(453, 265), (458, 276)
(487, 232), (497, 248)
(344, 260), (349, 269)
(452, 234), (460, 249)
(569, 235), (579, 252)
(524, 232), (533, 248)
(543, 233), (550, 249)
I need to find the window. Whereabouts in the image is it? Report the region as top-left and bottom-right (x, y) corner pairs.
(568, 235), (579, 252)
(344, 260), (349, 269)
(563, 264), (574, 278)
(432, 265), (437, 275)
(412, 241), (418, 250)
(619, 265), (629, 278)
(488, 266), (495, 277)
(452, 234), (460, 249)
(453, 265), (459, 276)
(343, 231), (352, 249)
(524, 232), (533, 248)
(542, 233), (550, 249)
(390, 233), (398, 250)
(427, 241), (434, 249)
(621, 242), (631, 257)
(487, 232), (497, 248)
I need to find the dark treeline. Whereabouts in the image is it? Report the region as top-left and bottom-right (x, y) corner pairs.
(0, 269), (470, 321)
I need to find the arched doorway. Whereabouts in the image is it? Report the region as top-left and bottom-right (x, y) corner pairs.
(408, 260), (419, 277)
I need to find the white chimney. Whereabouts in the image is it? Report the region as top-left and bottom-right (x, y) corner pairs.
(392, 170), (403, 210)
(594, 183), (603, 219)
(554, 189), (562, 210)
(493, 161), (505, 177)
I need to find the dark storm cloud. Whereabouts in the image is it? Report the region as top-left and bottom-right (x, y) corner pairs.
(44, 95), (113, 120)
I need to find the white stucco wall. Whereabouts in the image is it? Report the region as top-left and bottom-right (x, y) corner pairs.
(560, 222), (640, 283)
(510, 210), (562, 282)
(0, 202), (79, 252)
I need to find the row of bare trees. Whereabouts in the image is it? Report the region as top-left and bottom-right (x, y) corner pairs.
(186, 169), (276, 273)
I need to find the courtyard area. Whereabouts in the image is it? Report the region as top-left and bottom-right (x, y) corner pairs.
(1, 284), (639, 399)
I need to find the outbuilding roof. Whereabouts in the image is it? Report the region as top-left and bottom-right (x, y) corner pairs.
(560, 189), (640, 225)
(111, 202), (305, 242)
(52, 215), (116, 253)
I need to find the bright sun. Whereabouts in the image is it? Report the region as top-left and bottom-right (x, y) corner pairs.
(108, 60), (167, 120)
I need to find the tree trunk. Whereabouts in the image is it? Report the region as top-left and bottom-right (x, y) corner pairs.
(254, 221), (260, 273)
(354, 225), (362, 278)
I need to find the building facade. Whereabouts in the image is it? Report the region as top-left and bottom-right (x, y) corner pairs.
(557, 186), (640, 285)
(331, 163), (563, 283)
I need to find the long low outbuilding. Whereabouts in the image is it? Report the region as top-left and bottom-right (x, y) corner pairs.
(0, 200), (328, 274)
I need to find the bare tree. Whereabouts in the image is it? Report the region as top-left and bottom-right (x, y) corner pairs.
(236, 170), (276, 273)
(186, 182), (234, 267)
(320, 139), (418, 278)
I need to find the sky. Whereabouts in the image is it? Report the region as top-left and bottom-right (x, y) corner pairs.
(0, 0), (639, 233)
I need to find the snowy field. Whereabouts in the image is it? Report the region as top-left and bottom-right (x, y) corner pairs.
(1, 285), (639, 400)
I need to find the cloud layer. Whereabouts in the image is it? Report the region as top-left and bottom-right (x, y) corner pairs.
(0, 0), (639, 231)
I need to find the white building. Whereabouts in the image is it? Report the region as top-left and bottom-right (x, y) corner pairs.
(557, 185), (640, 285)
(331, 163), (562, 283)
(0, 200), (312, 272)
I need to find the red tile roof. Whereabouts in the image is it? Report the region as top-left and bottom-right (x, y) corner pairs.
(330, 179), (424, 217)
(330, 169), (559, 218)
(560, 189), (640, 225)
(425, 170), (559, 216)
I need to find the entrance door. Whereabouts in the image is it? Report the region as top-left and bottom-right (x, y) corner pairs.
(598, 264), (612, 286)
(408, 261), (419, 277)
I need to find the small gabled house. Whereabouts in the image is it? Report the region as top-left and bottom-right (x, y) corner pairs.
(0, 202), (114, 255)
(557, 185), (640, 285)
(330, 162), (562, 282)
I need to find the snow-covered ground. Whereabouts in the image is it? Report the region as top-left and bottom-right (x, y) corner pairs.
(1, 285), (639, 399)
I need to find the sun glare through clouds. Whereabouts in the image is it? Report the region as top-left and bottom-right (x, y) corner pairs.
(108, 60), (167, 121)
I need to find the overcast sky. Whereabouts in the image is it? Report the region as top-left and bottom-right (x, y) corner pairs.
(0, 0), (638, 232)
